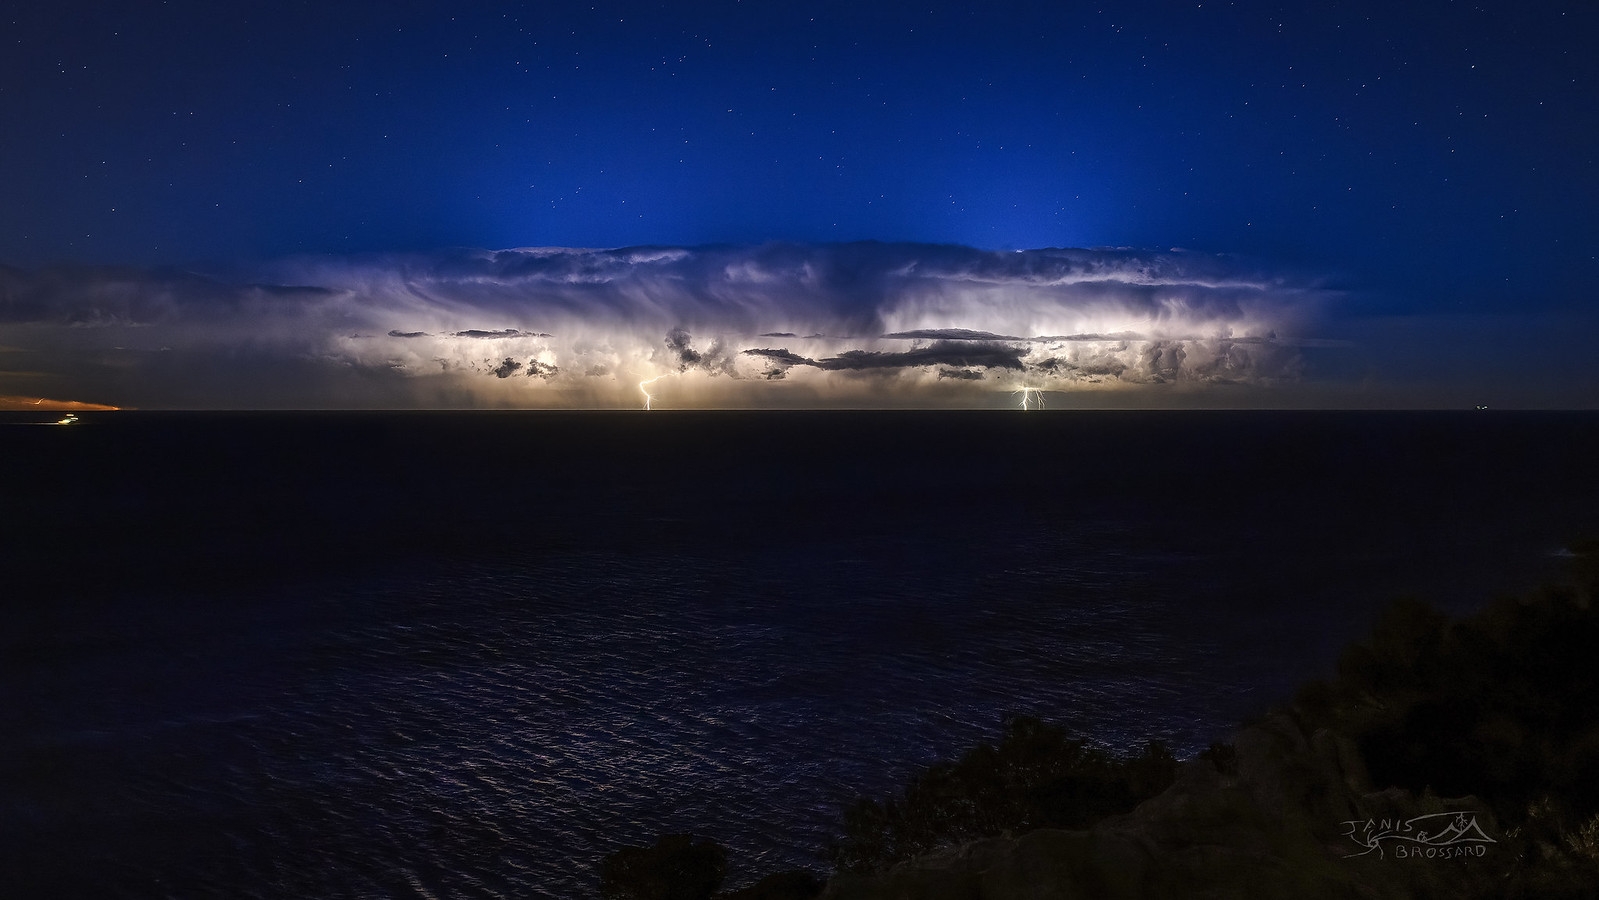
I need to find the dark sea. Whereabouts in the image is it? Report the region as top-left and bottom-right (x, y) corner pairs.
(4, 410), (1597, 898)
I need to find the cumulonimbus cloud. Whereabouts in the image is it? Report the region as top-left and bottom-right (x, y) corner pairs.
(0, 243), (1331, 409)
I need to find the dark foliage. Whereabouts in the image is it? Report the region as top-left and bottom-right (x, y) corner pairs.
(714, 870), (825, 900)
(1305, 589), (1599, 829)
(599, 834), (728, 900)
(1198, 741), (1238, 776)
(829, 715), (1178, 873)
(1296, 543), (1599, 897)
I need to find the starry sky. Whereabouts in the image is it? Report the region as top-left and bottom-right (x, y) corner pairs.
(2, 0), (1596, 409)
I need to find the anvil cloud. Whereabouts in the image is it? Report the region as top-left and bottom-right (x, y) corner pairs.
(0, 243), (1328, 409)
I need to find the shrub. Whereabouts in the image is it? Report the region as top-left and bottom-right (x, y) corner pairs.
(599, 834), (728, 900)
(1295, 545), (1599, 897)
(716, 870), (824, 900)
(1199, 741), (1238, 776)
(830, 716), (1177, 873)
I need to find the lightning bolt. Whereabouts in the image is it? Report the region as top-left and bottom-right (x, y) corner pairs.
(638, 375), (664, 410)
(1013, 386), (1045, 411)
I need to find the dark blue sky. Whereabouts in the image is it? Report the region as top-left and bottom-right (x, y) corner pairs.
(2, 1), (1597, 408)
(6, 1), (1594, 305)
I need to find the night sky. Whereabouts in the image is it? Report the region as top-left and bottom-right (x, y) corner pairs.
(2, 0), (1596, 409)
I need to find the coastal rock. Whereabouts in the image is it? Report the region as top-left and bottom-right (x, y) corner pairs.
(818, 710), (1497, 900)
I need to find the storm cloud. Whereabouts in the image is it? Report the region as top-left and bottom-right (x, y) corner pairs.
(744, 341), (1030, 372)
(0, 243), (1330, 409)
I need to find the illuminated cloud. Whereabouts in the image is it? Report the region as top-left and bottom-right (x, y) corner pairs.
(0, 245), (1329, 409)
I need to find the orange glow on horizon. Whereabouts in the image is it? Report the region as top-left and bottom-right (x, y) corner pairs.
(0, 395), (122, 411)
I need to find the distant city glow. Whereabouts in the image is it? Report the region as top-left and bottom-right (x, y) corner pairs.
(0, 396), (121, 412)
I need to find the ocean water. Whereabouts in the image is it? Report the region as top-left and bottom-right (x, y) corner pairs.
(4, 410), (1597, 897)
